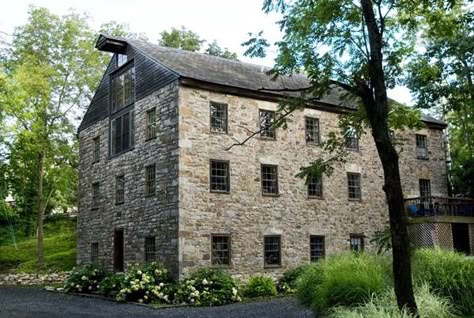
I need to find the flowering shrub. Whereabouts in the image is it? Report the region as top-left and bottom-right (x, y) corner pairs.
(64, 264), (107, 293)
(277, 265), (311, 294)
(175, 268), (241, 306)
(115, 262), (174, 304)
(243, 275), (277, 298)
(98, 273), (125, 298)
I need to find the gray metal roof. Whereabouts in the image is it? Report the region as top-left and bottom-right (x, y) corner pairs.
(99, 35), (446, 127)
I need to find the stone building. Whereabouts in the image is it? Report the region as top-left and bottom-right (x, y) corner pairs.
(77, 34), (473, 279)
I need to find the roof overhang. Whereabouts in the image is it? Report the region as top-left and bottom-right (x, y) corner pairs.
(95, 34), (127, 54)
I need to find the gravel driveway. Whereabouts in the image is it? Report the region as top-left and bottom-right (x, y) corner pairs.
(0, 287), (314, 318)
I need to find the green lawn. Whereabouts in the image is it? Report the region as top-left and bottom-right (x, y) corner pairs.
(0, 218), (76, 273)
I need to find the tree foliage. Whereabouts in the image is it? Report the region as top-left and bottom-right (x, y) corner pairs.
(158, 26), (238, 60)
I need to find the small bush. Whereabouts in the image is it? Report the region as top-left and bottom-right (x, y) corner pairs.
(98, 273), (125, 298)
(116, 262), (174, 304)
(277, 264), (311, 294)
(175, 268), (241, 306)
(296, 253), (391, 312)
(329, 284), (459, 318)
(413, 248), (474, 314)
(244, 275), (277, 298)
(64, 264), (108, 293)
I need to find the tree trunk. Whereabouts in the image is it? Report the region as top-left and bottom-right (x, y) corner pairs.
(37, 151), (45, 267)
(360, 0), (418, 314)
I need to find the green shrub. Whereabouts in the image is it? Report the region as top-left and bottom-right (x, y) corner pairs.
(98, 273), (125, 298)
(296, 253), (391, 312)
(329, 284), (459, 318)
(175, 268), (241, 306)
(244, 275), (277, 298)
(116, 262), (174, 304)
(413, 248), (474, 314)
(277, 264), (311, 294)
(64, 264), (108, 293)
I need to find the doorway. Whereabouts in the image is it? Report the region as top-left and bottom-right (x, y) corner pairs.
(114, 229), (124, 272)
(452, 223), (470, 255)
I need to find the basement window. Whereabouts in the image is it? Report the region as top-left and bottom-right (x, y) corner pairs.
(145, 236), (156, 262)
(350, 234), (364, 252)
(264, 235), (281, 267)
(211, 235), (230, 266)
(91, 242), (99, 263)
(310, 236), (325, 262)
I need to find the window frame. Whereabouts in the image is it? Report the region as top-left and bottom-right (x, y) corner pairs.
(110, 63), (135, 114)
(115, 175), (125, 205)
(145, 164), (156, 197)
(93, 137), (100, 163)
(345, 126), (359, 151)
(305, 116), (320, 145)
(91, 242), (99, 263)
(91, 182), (100, 210)
(145, 107), (157, 141)
(350, 234), (364, 252)
(416, 134), (429, 160)
(261, 164), (279, 196)
(419, 179), (432, 198)
(347, 172), (362, 201)
(211, 234), (231, 266)
(264, 235), (281, 268)
(110, 109), (135, 157)
(210, 102), (228, 134)
(310, 235), (325, 262)
(259, 109), (276, 140)
(145, 236), (156, 262)
(116, 53), (128, 68)
(210, 160), (230, 193)
(308, 175), (323, 199)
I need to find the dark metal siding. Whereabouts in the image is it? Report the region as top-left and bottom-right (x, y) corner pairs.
(78, 45), (179, 132)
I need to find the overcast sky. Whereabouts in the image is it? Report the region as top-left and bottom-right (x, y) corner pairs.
(0, 0), (413, 105)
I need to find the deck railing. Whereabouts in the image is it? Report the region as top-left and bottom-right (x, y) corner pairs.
(405, 196), (474, 218)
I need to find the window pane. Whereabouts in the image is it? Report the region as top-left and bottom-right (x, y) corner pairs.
(260, 110), (275, 139)
(146, 108), (157, 140)
(92, 183), (100, 208)
(210, 102), (227, 133)
(308, 175), (323, 198)
(111, 66), (135, 113)
(350, 235), (364, 252)
(305, 117), (320, 144)
(345, 126), (359, 150)
(93, 137), (100, 163)
(310, 236), (325, 262)
(114, 118), (122, 154)
(91, 243), (99, 263)
(116, 175), (125, 204)
(122, 113), (130, 150)
(210, 161), (229, 192)
(261, 165), (278, 195)
(212, 235), (230, 265)
(145, 237), (155, 262)
(419, 179), (431, 198)
(347, 173), (361, 200)
(416, 135), (428, 159)
(145, 165), (156, 196)
(264, 236), (281, 266)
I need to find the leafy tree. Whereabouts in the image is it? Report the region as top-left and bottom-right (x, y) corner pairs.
(0, 6), (116, 266)
(404, 3), (473, 196)
(158, 26), (238, 60)
(158, 26), (204, 52)
(205, 40), (238, 60)
(241, 0), (459, 314)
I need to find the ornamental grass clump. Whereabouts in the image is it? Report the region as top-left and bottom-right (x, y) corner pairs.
(296, 253), (391, 313)
(175, 268), (241, 306)
(329, 284), (459, 318)
(243, 275), (277, 298)
(413, 248), (474, 314)
(64, 263), (108, 294)
(116, 262), (174, 304)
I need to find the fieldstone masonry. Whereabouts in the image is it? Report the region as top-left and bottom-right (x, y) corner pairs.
(78, 81), (450, 279)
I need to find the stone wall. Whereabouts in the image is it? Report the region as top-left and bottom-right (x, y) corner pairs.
(177, 86), (448, 279)
(77, 81), (180, 276)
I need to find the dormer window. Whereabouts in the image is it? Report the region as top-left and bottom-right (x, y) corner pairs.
(117, 54), (128, 67)
(111, 65), (135, 113)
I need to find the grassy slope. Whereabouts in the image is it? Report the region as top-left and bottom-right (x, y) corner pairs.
(0, 218), (76, 273)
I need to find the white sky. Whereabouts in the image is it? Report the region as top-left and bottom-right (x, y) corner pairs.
(0, 0), (413, 105)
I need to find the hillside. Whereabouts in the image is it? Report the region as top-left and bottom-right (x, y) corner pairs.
(0, 217), (76, 273)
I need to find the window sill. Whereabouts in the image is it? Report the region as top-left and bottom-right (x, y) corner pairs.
(115, 202), (125, 206)
(348, 198), (362, 202)
(91, 207), (99, 211)
(306, 141), (320, 146)
(210, 130), (228, 135)
(308, 196), (324, 200)
(262, 193), (280, 197)
(109, 146), (135, 160)
(264, 264), (282, 269)
(346, 148), (360, 152)
(210, 190), (230, 194)
(416, 157), (429, 161)
(259, 136), (276, 141)
(145, 136), (157, 142)
(145, 193), (156, 198)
